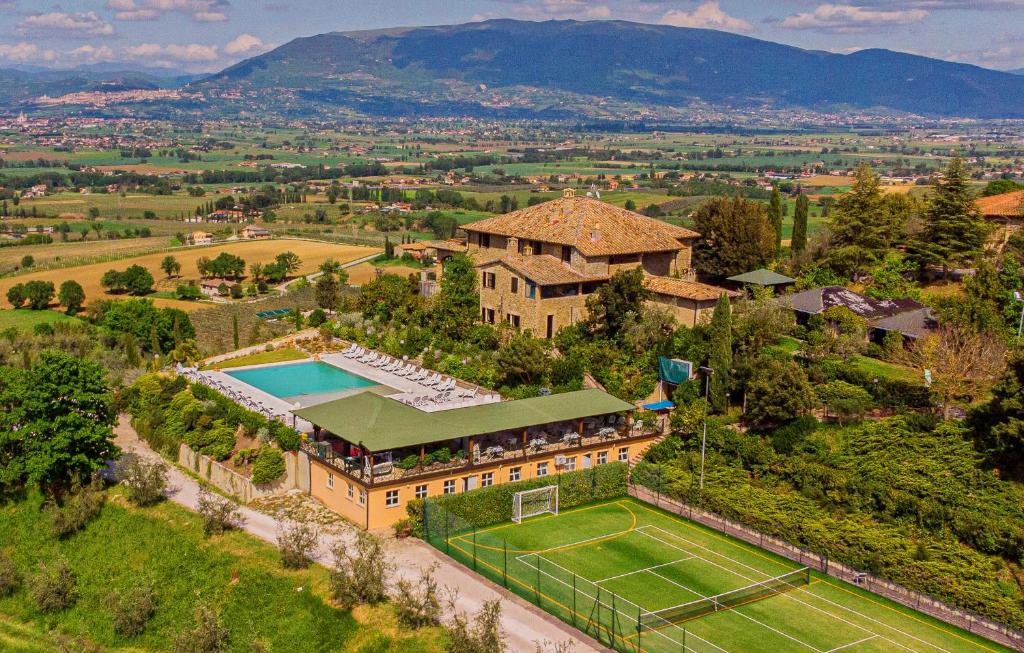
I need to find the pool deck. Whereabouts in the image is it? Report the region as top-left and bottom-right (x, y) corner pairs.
(200, 345), (501, 433)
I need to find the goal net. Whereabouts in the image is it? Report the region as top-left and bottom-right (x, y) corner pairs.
(512, 485), (558, 523)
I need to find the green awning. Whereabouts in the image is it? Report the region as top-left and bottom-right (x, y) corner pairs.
(726, 268), (795, 286)
(294, 388), (634, 452)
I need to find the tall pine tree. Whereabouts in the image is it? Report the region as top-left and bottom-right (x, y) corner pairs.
(792, 194), (809, 255)
(913, 157), (987, 279)
(768, 186), (784, 254)
(827, 163), (890, 277)
(707, 293), (733, 413)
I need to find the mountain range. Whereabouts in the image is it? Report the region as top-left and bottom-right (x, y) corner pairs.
(16, 19), (1024, 120)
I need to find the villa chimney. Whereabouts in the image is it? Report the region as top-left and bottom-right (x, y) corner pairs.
(562, 187), (575, 199)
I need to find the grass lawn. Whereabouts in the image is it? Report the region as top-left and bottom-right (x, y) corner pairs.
(850, 354), (922, 384)
(0, 309), (79, 332)
(437, 498), (1013, 653)
(0, 489), (446, 653)
(212, 347), (308, 369)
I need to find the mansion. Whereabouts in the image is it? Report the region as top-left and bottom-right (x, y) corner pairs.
(464, 188), (735, 336)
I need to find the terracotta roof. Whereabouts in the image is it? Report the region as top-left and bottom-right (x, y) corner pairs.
(463, 196), (699, 257)
(644, 275), (739, 301)
(976, 190), (1024, 218)
(478, 253), (609, 286)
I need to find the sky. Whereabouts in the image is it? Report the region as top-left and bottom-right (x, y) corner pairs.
(0, 0), (1023, 74)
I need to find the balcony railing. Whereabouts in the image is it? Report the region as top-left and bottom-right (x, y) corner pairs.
(301, 424), (662, 487)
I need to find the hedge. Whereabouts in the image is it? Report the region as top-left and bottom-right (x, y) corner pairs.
(408, 461), (628, 537)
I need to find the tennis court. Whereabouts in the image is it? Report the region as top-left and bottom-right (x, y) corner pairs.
(432, 498), (1014, 653)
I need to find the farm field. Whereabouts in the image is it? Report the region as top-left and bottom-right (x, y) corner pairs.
(434, 497), (1010, 653)
(0, 233), (176, 275)
(0, 239), (379, 312)
(0, 308), (79, 332)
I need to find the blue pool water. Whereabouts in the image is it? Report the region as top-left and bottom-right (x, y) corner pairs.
(226, 361), (377, 399)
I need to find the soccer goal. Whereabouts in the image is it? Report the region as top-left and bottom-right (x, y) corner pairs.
(512, 485), (559, 523)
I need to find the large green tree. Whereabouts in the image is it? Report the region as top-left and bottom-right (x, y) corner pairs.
(745, 356), (815, 430)
(707, 293), (732, 413)
(58, 280), (85, 315)
(969, 351), (1024, 477)
(791, 194), (809, 255)
(315, 273), (341, 311)
(495, 330), (551, 386)
(826, 163), (898, 277)
(913, 157), (988, 277)
(432, 253), (479, 340)
(584, 267), (649, 340)
(0, 350), (118, 493)
(23, 280), (54, 310)
(692, 197), (777, 278)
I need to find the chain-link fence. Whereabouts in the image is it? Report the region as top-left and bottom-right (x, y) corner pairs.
(629, 484), (1024, 652)
(423, 498), (724, 653)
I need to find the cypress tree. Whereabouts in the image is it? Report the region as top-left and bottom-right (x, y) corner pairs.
(768, 186), (783, 254)
(792, 194), (809, 255)
(232, 313), (239, 350)
(707, 293), (733, 413)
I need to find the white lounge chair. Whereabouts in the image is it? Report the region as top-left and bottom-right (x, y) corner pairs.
(409, 369), (427, 381)
(372, 356), (390, 368)
(422, 374), (440, 387)
(342, 343), (358, 356)
(382, 360), (400, 372)
(394, 364), (413, 377)
(359, 352), (378, 364)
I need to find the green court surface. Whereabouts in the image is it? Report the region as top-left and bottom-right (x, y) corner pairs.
(432, 498), (1014, 653)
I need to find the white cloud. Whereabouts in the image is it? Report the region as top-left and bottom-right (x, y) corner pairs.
(777, 4), (928, 33)
(660, 2), (753, 32)
(0, 42), (57, 62)
(17, 11), (115, 37)
(68, 44), (119, 63)
(503, 0), (612, 20)
(224, 33), (267, 56)
(105, 0), (229, 23)
(123, 42), (220, 62)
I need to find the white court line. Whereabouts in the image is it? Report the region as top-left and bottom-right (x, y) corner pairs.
(515, 554), (732, 653)
(645, 566), (822, 653)
(594, 556), (695, 584)
(638, 526), (935, 653)
(825, 635), (878, 652)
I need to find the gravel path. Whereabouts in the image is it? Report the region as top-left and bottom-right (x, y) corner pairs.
(113, 416), (602, 653)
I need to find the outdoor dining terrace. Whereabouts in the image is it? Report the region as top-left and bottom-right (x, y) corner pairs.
(293, 388), (652, 487)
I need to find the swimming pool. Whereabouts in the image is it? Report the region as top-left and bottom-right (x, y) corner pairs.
(226, 361), (377, 400)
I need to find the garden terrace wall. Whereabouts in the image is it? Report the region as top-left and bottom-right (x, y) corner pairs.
(179, 443), (310, 503)
(627, 483), (1024, 652)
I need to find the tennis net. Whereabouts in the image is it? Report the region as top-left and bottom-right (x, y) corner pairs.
(641, 567), (811, 628)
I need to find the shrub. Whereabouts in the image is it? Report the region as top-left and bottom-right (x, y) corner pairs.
(0, 551), (20, 597)
(392, 564), (441, 629)
(277, 521), (317, 569)
(329, 531), (387, 609)
(172, 604), (229, 653)
(447, 598), (505, 653)
(769, 415), (819, 454)
(110, 583), (156, 637)
(270, 421), (300, 452)
(28, 558), (77, 613)
(251, 447), (286, 485)
(119, 457), (168, 506)
(196, 489), (242, 536)
(188, 422), (236, 461)
(49, 475), (106, 538)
